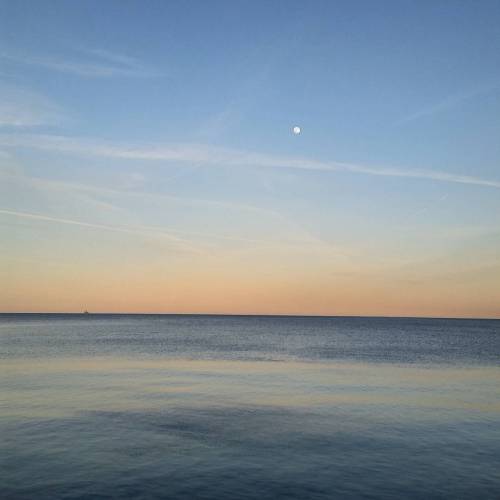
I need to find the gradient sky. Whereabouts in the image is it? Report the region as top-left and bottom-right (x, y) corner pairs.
(1, 0), (499, 317)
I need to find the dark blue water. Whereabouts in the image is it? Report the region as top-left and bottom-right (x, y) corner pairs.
(1, 314), (499, 499)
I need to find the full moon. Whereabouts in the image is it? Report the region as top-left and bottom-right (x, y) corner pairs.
(293, 126), (301, 135)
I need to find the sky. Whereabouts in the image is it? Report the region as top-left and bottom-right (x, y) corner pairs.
(1, 0), (499, 317)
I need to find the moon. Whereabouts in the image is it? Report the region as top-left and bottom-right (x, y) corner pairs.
(293, 126), (301, 135)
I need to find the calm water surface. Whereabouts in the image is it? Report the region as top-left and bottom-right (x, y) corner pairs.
(1, 314), (499, 499)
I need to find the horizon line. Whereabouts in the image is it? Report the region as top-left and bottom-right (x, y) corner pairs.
(1, 311), (498, 321)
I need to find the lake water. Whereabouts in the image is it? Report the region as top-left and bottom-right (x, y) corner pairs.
(1, 314), (499, 499)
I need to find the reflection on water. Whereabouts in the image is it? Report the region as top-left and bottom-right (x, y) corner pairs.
(1, 315), (500, 499)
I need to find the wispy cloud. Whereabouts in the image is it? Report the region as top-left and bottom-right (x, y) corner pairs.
(0, 168), (334, 251)
(395, 80), (500, 125)
(0, 204), (334, 253)
(0, 208), (200, 253)
(0, 85), (65, 127)
(0, 47), (158, 78)
(1, 133), (499, 189)
(0, 165), (288, 219)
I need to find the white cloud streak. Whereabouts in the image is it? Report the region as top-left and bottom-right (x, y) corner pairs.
(395, 80), (500, 125)
(0, 168), (336, 250)
(0, 204), (336, 253)
(0, 86), (64, 127)
(1, 133), (499, 189)
(0, 48), (158, 78)
(0, 208), (201, 254)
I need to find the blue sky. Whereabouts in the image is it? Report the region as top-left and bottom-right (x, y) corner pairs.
(1, 0), (499, 316)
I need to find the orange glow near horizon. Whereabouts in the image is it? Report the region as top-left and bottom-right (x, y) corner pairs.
(2, 236), (499, 318)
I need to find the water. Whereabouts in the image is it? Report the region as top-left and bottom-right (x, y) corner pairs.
(1, 314), (499, 499)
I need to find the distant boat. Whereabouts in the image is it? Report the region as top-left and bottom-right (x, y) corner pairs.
(83, 310), (90, 315)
